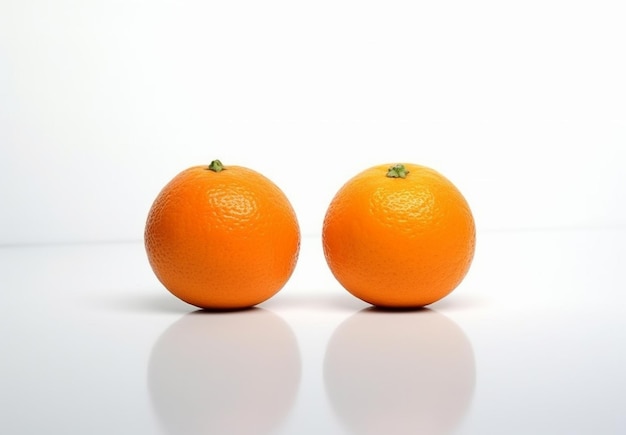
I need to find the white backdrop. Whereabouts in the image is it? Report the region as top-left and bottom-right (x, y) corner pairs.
(1, 0), (625, 245)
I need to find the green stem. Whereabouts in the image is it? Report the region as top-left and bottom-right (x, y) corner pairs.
(386, 164), (409, 178)
(208, 160), (225, 172)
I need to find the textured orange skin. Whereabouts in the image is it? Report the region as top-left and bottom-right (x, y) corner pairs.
(322, 163), (475, 308)
(145, 165), (300, 309)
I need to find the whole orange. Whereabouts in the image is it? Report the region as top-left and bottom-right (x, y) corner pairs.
(322, 163), (475, 308)
(145, 160), (300, 310)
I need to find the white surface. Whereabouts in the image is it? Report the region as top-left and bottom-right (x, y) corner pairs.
(1, 3), (625, 431)
(2, 0), (626, 244)
(2, 230), (625, 434)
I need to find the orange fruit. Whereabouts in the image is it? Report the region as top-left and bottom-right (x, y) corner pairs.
(322, 163), (475, 308)
(145, 160), (300, 310)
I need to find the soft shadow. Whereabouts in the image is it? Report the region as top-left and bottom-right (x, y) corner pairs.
(264, 290), (370, 312)
(108, 291), (192, 314)
(324, 308), (475, 435)
(147, 308), (301, 435)
(429, 293), (486, 311)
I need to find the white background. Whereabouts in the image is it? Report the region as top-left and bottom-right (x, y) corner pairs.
(1, 0), (625, 245)
(2, 3), (626, 434)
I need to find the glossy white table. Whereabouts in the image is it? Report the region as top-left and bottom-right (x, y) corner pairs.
(1, 229), (625, 434)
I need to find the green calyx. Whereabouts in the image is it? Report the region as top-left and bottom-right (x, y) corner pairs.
(208, 160), (225, 172)
(386, 164), (409, 179)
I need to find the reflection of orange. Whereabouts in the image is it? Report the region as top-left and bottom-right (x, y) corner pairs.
(324, 308), (475, 435)
(323, 163), (475, 307)
(148, 309), (301, 435)
(145, 160), (300, 309)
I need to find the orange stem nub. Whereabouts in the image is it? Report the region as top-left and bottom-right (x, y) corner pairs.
(208, 160), (225, 172)
(386, 164), (409, 178)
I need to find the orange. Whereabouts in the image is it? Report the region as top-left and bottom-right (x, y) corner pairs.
(322, 163), (475, 308)
(145, 160), (300, 309)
